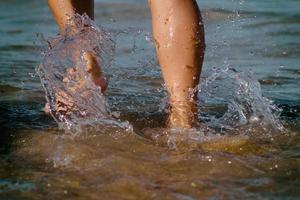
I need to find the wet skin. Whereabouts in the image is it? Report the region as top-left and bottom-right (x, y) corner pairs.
(47, 0), (205, 128)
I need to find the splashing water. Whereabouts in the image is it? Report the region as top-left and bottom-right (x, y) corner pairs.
(145, 68), (285, 149)
(36, 14), (284, 145)
(36, 14), (132, 133)
(198, 68), (284, 132)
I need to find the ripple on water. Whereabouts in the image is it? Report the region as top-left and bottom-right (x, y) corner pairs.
(6, 126), (297, 199)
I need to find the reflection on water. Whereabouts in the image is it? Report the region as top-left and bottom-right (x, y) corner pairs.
(6, 127), (300, 199)
(0, 0), (299, 199)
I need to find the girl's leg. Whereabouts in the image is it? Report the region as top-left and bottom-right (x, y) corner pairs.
(148, 0), (205, 128)
(47, 0), (106, 92)
(47, 0), (94, 34)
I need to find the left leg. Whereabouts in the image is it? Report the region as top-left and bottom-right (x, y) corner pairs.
(47, 0), (94, 34)
(45, 0), (106, 114)
(47, 0), (107, 92)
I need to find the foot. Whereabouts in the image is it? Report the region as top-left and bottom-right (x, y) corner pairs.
(83, 52), (108, 93)
(44, 52), (107, 115)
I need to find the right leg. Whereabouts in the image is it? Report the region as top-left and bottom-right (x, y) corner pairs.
(148, 0), (205, 128)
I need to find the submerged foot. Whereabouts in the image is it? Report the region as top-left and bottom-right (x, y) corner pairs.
(44, 52), (107, 115)
(83, 52), (107, 93)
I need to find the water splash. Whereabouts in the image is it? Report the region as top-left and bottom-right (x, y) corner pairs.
(36, 14), (132, 133)
(145, 68), (285, 149)
(198, 67), (284, 132)
(36, 14), (284, 147)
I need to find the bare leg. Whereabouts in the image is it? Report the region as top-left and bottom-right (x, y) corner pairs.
(45, 0), (106, 114)
(148, 0), (205, 128)
(47, 0), (106, 92)
(48, 0), (94, 33)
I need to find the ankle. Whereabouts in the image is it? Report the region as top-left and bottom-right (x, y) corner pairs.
(167, 100), (197, 129)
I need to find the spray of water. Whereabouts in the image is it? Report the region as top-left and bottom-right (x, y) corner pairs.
(198, 67), (284, 132)
(36, 14), (284, 149)
(146, 67), (285, 149)
(36, 14), (132, 134)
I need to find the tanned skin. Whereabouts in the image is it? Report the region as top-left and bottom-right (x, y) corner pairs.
(47, 0), (205, 128)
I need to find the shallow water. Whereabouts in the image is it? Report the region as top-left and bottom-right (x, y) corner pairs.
(0, 0), (299, 199)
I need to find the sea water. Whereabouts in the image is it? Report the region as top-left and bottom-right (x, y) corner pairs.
(0, 0), (299, 199)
